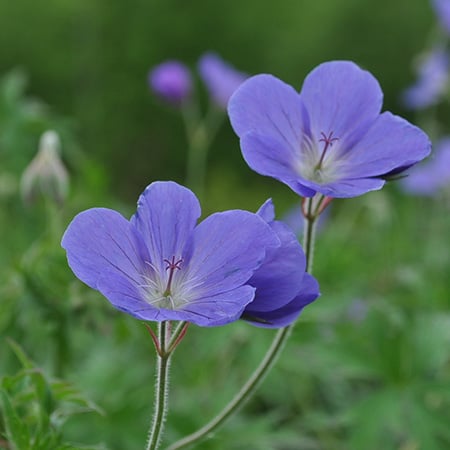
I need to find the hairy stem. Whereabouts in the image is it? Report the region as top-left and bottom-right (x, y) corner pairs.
(146, 321), (171, 450)
(303, 196), (317, 272)
(167, 198), (317, 450)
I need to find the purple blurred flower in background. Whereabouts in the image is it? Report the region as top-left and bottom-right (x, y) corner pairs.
(432, 0), (450, 35)
(62, 181), (280, 327)
(401, 137), (450, 195)
(242, 199), (320, 328)
(228, 61), (431, 198)
(345, 298), (369, 324)
(198, 52), (248, 109)
(149, 61), (192, 105)
(402, 48), (449, 110)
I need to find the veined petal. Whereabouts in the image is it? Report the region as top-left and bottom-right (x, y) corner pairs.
(300, 61), (383, 149)
(300, 176), (386, 198)
(180, 285), (256, 327)
(182, 210), (279, 297)
(61, 208), (146, 290)
(97, 272), (162, 320)
(228, 74), (305, 150)
(131, 181), (201, 273)
(341, 112), (432, 178)
(244, 273), (319, 328)
(248, 221), (306, 311)
(97, 272), (206, 322)
(241, 132), (317, 197)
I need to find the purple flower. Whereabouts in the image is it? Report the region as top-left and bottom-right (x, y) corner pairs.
(61, 181), (279, 327)
(149, 61), (192, 105)
(242, 200), (320, 328)
(198, 52), (248, 109)
(432, 0), (450, 35)
(402, 48), (449, 110)
(228, 61), (431, 198)
(401, 137), (450, 195)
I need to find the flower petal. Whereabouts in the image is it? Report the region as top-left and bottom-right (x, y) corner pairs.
(96, 272), (162, 320)
(97, 271), (253, 326)
(61, 208), (146, 290)
(248, 221), (306, 311)
(182, 210), (279, 298)
(244, 273), (319, 328)
(300, 61), (383, 148)
(228, 74), (305, 150)
(241, 132), (317, 197)
(179, 285), (256, 327)
(300, 176), (386, 198)
(342, 112), (432, 178)
(198, 52), (248, 108)
(256, 198), (275, 223)
(131, 181), (201, 273)
(97, 271), (258, 326)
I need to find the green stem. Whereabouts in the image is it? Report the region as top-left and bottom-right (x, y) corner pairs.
(146, 321), (171, 450)
(182, 105), (224, 200)
(167, 198), (318, 450)
(303, 197), (317, 272)
(185, 122), (208, 199)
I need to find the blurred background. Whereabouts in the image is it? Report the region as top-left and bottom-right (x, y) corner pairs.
(0, 0), (435, 202)
(0, 0), (449, 449)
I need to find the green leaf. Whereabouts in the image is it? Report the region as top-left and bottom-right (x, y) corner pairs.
(6, 339), (35, 370)
(0, 390), (30, 450)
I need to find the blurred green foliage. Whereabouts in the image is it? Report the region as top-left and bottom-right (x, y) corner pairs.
(0, 341), (104, 450)
(1, 0), (449, 449)
(0, 0), (434, 200)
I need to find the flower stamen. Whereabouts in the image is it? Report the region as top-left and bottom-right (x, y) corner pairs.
(316, 131), (339, 169)
(163, 256), (183, 296)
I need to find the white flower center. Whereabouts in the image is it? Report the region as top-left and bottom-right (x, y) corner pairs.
(296, 131), (343, 184)
(139, 257), (193, 310)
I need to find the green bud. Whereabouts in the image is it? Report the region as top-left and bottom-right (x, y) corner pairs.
(21, 130), (69, 206)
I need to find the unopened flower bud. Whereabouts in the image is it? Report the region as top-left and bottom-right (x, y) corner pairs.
(21, 130), (69, 206)
(198, 52), (248, 109)
(149, 61), (192, 106)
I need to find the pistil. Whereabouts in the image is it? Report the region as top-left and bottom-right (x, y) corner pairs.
(316, 131), (339, 169)
(163, 256), (183, 297)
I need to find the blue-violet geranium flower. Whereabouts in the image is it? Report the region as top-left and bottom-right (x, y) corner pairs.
(242, 199), (320, 328)
(228, 60), (431, 198)
(61, 181), (283, 327)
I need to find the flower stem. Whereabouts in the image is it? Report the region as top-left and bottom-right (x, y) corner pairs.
(167, 197), (318, 450)
(182, 104), (223, 201)
(146, 321), (171, 450)
(303, 197), (317, 272)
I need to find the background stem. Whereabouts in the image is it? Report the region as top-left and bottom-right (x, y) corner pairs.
(167, 197), (317, 450)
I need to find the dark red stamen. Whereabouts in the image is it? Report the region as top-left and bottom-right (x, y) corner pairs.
(163, 256), (183, 296)
(317, 131), (339, 169)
